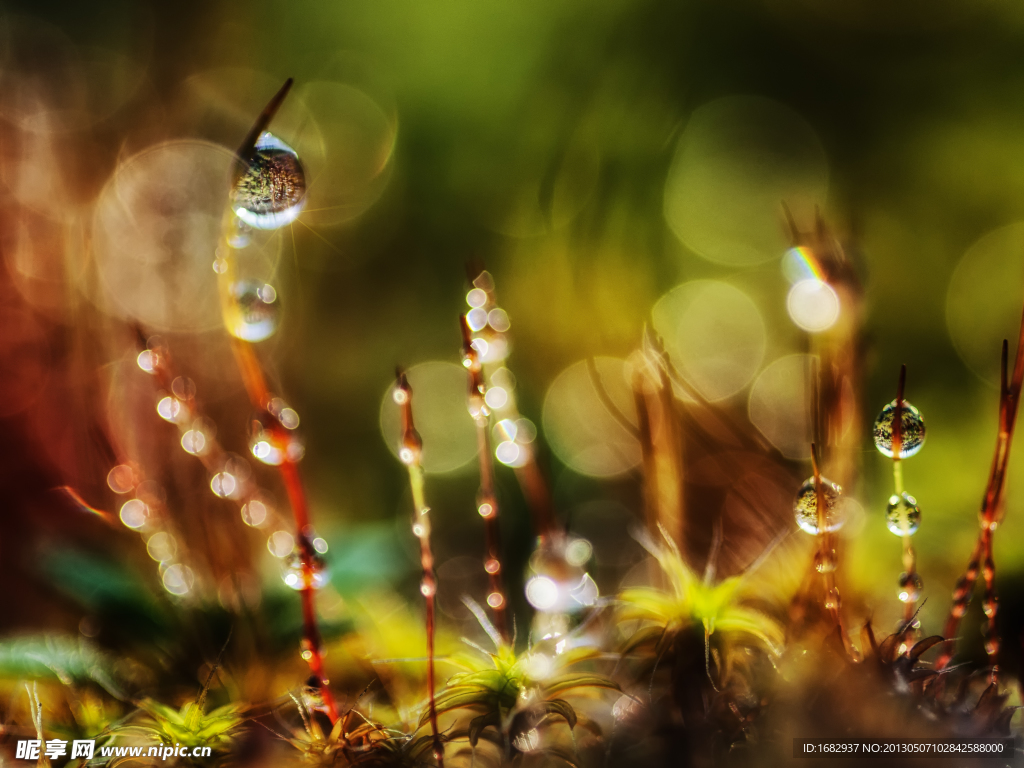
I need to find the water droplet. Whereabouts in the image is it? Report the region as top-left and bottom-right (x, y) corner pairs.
(525, 576), (559, 610)
(269, 397), (300, 429)
(564, 538), (593, 567)
(180, 428), (208, 456)
(107, 464), (136, 494)
(229, 280), (280, 342)
(484, 558), (501, 574)
(793, 476), (845, 534)
(484, 386), (508, 410)
(412, 522), (426, 537)
(873, 400), (926, 458)
(496, 440), (525, 467)
(162, 564), (195, 596)
(467, 288), (488, 308)
(886, 492), (922, 536)
(210, 472), (237, 499)
(312, 537), (328, 554)
(486, 592), (505, 609)
(241, 499), (269, 527)
(171, 376), (196, 400)
(268, 530), (295, 558)
(420, 581), (436, 597)
(466, 307), (488, 332)
(136, 349), (156, 373)
(787, 279), (840, 333)
(478, 500), (495, 518)
(157, 396), (185, 423)
(146, 532), (177, 562)
(232, 132), (306, 230)
(897, 572), (923, 603)
(119, 498), (148, 529)
(814, 548), (837, 573)
(282, 553), (329, 590)
(487, 308), (511, 332)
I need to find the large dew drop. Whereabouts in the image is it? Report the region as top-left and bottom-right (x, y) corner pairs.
(872, 400), (926, 458)
(886, 492), (921, 536)
(232, 133), (306, 230)
(229, 280), (280, 342)
(793, 476), (845, 534)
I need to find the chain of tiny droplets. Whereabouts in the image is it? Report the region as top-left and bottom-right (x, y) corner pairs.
(461, 314), (510, 642)
(103, 456), (196, 597)
(464, 272), (557, 537)
(810, 446), (843, 623)
(393, 372), (444, 767)
(135, 340), (310, 572)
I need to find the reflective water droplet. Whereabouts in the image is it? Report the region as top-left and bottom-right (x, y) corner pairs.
(487, 308), (510, 332)
(420, 580), (436, 597)
(241, 498), (269, 527)
(824, 588), (841, 611)
(210, 472), (237, 499)
(486, 592), (505, 609)
(565, 538), (593, 567)
(229, 280), (280, 342)
(525, 576), (559, 610)
(886, 492), (922, 536)
(146, 532), (177, 562)
(496, 440), (526, 467)
(467, 288), (488, 308)
(897, 572), (923, 603)
(466, 307), (488, 332)
(232, 132), (306, 230)
(282, 553), (329, 590)
(484, 558), (501, 574)
(484, 386), (508, 410)
(793, 476), (845, 534)
(171, 376), (196, 401)
(787, 278), (840, 333)
(814, 548), (837, 573)
(136, 349), (157, 373)
(180, 428), (208, 455)
(157, 396), (185, 423)
(119, 498), (148, 529)
(268, 530), (295, 558)
(312, 537), (328, 554)
(107, 464), (136, 494)
(873, 400), (926, 458)
(162, 563), (194, 596)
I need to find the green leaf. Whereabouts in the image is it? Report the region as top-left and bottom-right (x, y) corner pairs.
(541, 699), (577, 730)
(543, 674), (619, 697)
(468, 710), (500, 746)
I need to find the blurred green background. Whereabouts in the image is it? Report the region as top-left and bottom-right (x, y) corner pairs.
(7, 0), (1024, 652)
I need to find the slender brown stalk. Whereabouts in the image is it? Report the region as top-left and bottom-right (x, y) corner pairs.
(460, 315), (510, 642)
(211, 81), (339, 723)
(890, 365), (919, 624)
(811, 443), (853, 656)
(937, 303), (1024, 675)
(394, 371), (444, 767)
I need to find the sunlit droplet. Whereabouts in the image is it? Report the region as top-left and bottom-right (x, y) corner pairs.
(107, 464), (136, 494)
(787, 279), (840, 333)
(525, 576), (559, 611)
(494, 418), (517, 443)
(241, 499), (268, 527)
(210, 472), (237, 498)
(898, 572), (923, 603)
(873, 400), (926, 459)
(478, 501), (495, 519)
(232, 132), (306, 230)
(171, 376), (196, 400)
(886, 493), (922, 536)
(466, 288), (488, 308)
(486, 592), (505, 608)
(268, 530), (295, 558)
(136, 350), (156, 373)
(485, 387), (508, 410)
(488, 308), (510, 332)
(119, 498), (148, 529)
(181, 429), (207, 456)
(146, 532), (177, 562)
(157, 396), (184, 423)
(282, 553), (329, 590)
(420, 581), (436, 597)
(814, 548), (837, 573)
(793, 477), (845, 534)
(162, 564), (195, 596)
(229, 280), (280, 342)
(564, 538), (593, 567)
(496, 440), (527, 467)
(466, 307), (488, 332)
(312, 537), (328, 554)
(484, 558), (501, 574)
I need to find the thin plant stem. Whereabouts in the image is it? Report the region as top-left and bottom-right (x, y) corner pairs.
(394, 370), (444, 768)
(937, 302), (1024, 676)
(811, 443), (852, 656)
(461, 315), (510, 642)
(212, 80), (339, 723)
(891, 365), (918, 624)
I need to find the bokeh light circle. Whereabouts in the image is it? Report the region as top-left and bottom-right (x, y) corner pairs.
(542, 357), (641, 478)
(748, 354), (816, 460)
(664, 96), (829, 266)
(947, 222), (1024, 386)
(651, 280), (766, 401)
(379, 361), (479, 474)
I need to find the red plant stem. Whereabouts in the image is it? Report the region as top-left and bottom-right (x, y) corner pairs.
(811, 443), (852, 655)
(460, 316), (509, 642)
(395, 371), (444, 767)
(230, 339), (339, 723)
(937, 306), (1024, 674)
